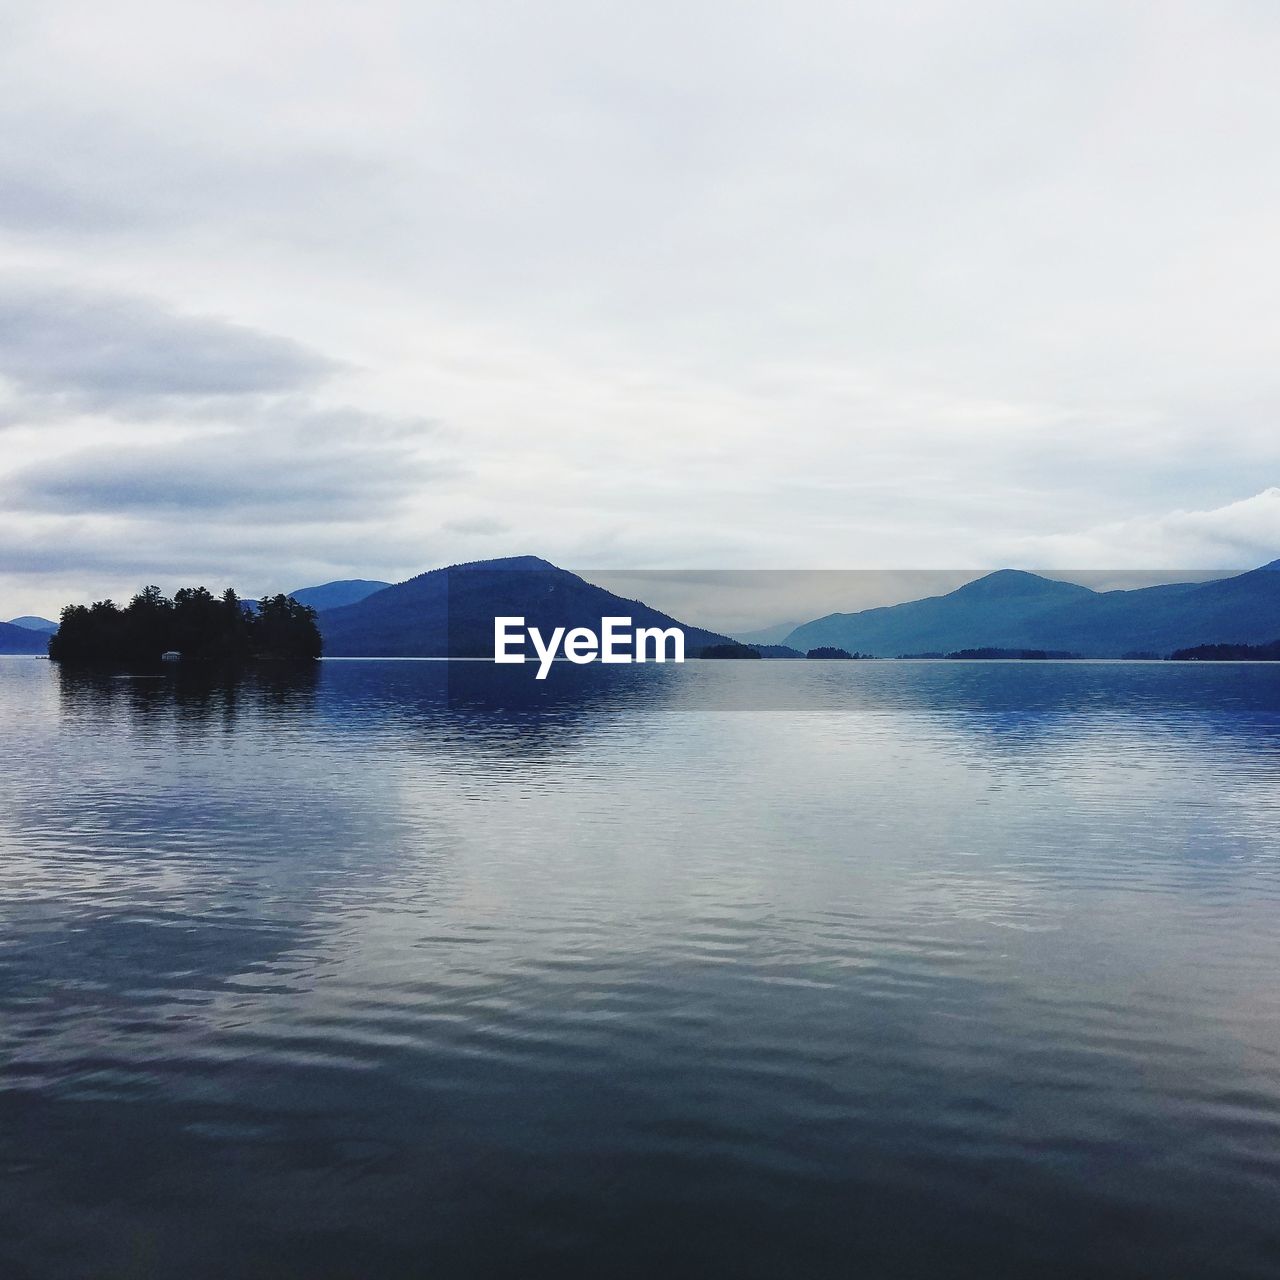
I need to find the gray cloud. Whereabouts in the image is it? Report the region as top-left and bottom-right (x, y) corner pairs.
(0, 400), (461, 614)
(0, 170), (142, 234)
(441, 515), (509, 536)
(0, 274), (451, 611)
(0, 283), (334, 406)
(4, 430), (458, 523)
(0, 515), (437, 591)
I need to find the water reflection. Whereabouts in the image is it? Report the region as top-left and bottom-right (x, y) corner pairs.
(55, 662), (319, 735)
(52, 659), (684, 760)
(55, 657), (1280, 761)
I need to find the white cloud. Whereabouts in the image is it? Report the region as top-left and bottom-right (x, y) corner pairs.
(1001, 488), (1280, 570)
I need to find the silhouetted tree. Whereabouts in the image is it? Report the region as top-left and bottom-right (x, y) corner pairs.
(944, 648), (1077, 660)
(250, 595), (322, 661)
(1171, 639), (1280, 661)
(699, 642), (762, 659)
(172, 587), (224, 659)
(219, 588), (253, 662)
(123, 585), (173, 660)
(50, 601), (125, 663)
(48, 585), (321, 664)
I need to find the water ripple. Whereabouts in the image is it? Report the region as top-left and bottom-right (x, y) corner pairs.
(2, 658), (1280, 1277)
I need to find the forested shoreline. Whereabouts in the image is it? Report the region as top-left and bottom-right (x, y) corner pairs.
(49, 586), (321, 664)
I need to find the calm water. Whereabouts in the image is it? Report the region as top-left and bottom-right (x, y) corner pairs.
(2, 656), (1279, 1278)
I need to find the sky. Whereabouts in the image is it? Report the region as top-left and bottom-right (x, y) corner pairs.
(3, 0), (1280, 620)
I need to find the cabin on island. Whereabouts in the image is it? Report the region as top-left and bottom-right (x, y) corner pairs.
(161, 650), (181, 662)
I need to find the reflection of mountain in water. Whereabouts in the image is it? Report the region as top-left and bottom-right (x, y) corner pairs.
(789, 660), (1280, 776)
(852, 658), (1280, 728)
(316, 658), (682, 763)
(53, 658), (1280, 767)
(53, 657), (685, 765)
(62, 657), (1280, 763)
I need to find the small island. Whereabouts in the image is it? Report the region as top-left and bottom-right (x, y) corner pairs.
(944, 647), (1078, 660)
(49, 586), (322, 664)
(699, 642), (762, 659)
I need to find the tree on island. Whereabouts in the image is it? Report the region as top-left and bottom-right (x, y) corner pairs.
(49, 586), (321, 664)
(806, 646), (872, 659)
(251, 594), (323, 661)
(944, 647), (1077, 660)
(699, 642), (762, 659)
(1170, 639), (1280, 661)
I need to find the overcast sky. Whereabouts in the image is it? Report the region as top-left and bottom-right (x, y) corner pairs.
(3, 0), (1280, 618)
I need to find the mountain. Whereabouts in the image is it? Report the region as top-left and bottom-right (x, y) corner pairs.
(786, 571), (1094, 656)
(319, 556), (736, 658)
(0, 620), (51, 654)
(6, 615), (58, 633)
(783, 562), (1280, 657)
(733, 620), (803, 645)
(286, 579), (391, 611)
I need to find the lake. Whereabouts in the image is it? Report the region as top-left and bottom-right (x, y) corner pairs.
(1, 656), (1279, 1278)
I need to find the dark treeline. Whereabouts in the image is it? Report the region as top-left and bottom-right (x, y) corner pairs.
(49, 586), (322, 664)
(944, 648), (1078, 660)
(1170, 639), (1280, 661)
(806, 647), (872, 659)
(699, 642), (762, 659)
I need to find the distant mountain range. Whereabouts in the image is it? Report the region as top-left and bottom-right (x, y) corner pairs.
(733, 620), (803, 646)
(783, 562), (1280, 657)
(319, 556), (735, 657)
(286, 579), (391, 611)
(0, 620), (52, 654)
(10, 557), (1280, 662)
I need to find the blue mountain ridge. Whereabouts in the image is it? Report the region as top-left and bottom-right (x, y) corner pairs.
(0, 619), (52, 654)
(286, 579), (391, 611)
(784, 561), (1280, 656)
(318, 556), (735, 658)
(22, 558), (1279, 661)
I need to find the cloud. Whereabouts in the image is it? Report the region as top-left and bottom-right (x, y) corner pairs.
(441, 515), (509, 536)
(0, 283), (334, 408)
(0, 276), (460, 614)
(1000, 489), (1280, 569)
(3, 0), (1280, 607)
(0, 511), (436, 590)
(4, 424), (458, 523)
(0, 169), (142, 234)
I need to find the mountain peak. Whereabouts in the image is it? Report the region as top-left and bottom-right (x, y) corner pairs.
(318, 556), (732, 657)
(459, 554), (559, 572)
(951, 570), (1092, 601)
(286, 579), (391, 611)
